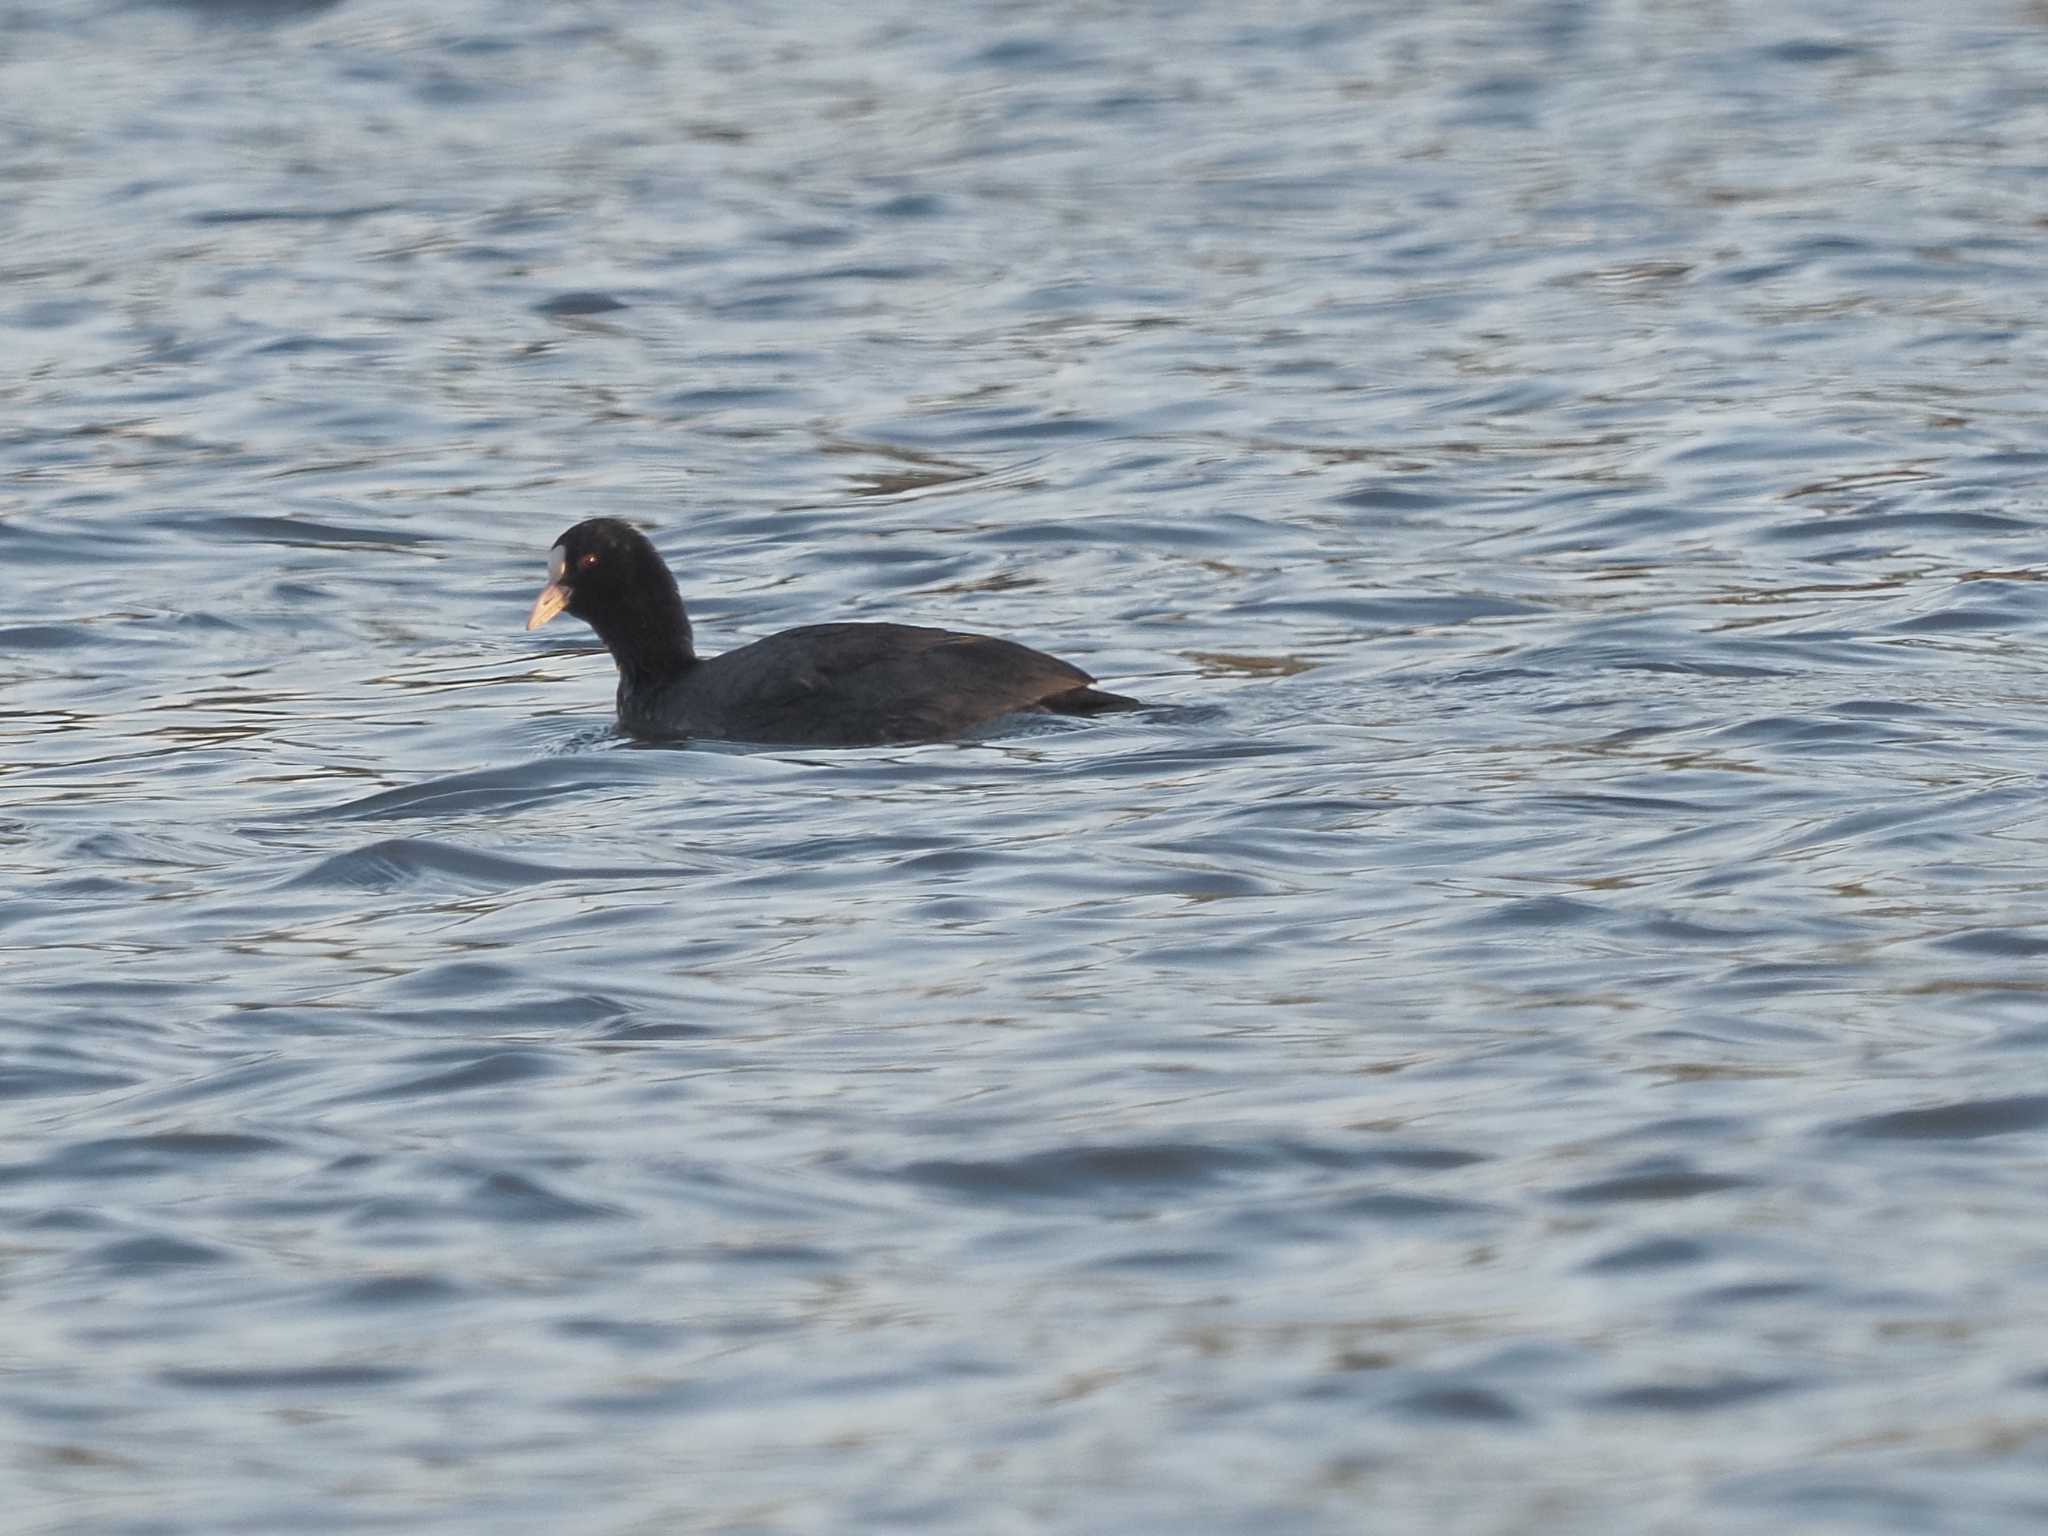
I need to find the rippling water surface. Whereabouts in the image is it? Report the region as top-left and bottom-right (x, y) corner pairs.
(7, 2), (2048, 1530)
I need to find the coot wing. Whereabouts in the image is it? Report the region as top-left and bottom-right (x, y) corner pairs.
(673, 623), (1097, 744)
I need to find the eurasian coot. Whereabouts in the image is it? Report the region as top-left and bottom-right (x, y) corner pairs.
(525, 518), (1141, 745)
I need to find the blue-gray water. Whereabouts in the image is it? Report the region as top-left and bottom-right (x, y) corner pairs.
(6, 2), (2048, 1531)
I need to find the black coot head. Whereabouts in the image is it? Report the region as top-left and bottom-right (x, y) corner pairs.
(525, 518), (695, 670)
(525, 518), (671, 631)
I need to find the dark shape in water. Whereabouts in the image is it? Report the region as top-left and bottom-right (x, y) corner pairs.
(525, 518), (1141, 745)
(162, 0), (344, 22)
(533, 291), (629, 317)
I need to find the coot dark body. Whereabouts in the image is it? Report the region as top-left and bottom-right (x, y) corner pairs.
(526, 518), (1140, 746)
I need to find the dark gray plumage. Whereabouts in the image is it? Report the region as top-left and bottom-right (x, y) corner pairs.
(526, 518), (1140, 745)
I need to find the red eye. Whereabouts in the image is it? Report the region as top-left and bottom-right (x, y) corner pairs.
(579, 552), (600, 571)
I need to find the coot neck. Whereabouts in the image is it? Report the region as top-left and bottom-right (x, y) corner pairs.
(589, 589), (699, 692)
